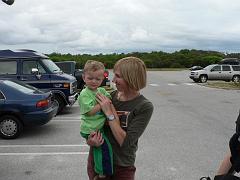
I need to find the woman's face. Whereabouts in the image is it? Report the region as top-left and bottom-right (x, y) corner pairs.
(112, 68), (128, 92)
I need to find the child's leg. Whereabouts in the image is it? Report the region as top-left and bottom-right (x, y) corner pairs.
(92, 133), (113, 176)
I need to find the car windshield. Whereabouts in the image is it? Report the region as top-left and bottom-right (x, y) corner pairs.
(41, 59), (62, 73)
(3, 80), (42, 94)
(204, 65), (214, 70)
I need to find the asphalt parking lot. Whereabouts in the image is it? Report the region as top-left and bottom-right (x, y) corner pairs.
(1, 70), (240, 180)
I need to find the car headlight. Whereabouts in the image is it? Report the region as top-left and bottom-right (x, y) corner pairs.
(69, 82), (73, 94)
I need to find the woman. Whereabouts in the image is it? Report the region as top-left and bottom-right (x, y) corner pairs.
(87, 56), (154, 180)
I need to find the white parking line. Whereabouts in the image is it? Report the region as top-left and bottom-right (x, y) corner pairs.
(183, 83), (195, 86)
(53, 120), (80, 122)
(0, 144), (87, 148)
(149, 83), (159, 86)
(168, 83), (177, 86)
(0, 152), (89, 156)
(0, 144), (89, 156)
(54, 116), (80, 119)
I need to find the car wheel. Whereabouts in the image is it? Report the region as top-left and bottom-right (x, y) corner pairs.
(232, 75), (240, 84)
(199, 75), (208, 83)
(0, 115), (23, 139)
(55, 95), (65, 114)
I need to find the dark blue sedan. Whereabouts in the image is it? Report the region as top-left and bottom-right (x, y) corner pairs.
(0, 79), (58, 139)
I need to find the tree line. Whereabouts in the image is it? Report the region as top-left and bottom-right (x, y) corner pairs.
(47, 49), (237, 69)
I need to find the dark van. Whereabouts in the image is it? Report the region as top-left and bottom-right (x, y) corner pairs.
(0, 49), (78, 114)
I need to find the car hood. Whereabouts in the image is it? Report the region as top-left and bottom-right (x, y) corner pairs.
(191, 69), (207, 73)
(54, 72), (76, 82)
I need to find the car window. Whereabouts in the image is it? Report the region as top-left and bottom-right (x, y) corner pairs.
(222, 65), (231, 71)
(3, 80), (42, 94)
(0, 91), (5, 99)
(211, 65), (221, 71)
(0, 60), (17, 75)
(232, 66), (240, 71)
(22, 60), (46, 74)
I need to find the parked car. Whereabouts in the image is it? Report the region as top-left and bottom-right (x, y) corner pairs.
(55, 61), (110, 90)
(189, 66), (203, 71)
(0, 79), (58, 139)
(189, 64), (240, 83)
(0, 49), (79, 114)
(219, 58), (240, 65)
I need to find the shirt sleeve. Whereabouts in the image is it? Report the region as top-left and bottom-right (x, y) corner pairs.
(78, 92), (95, 115)
(121, 101), (154, 148)
(99, 87), (111, 99)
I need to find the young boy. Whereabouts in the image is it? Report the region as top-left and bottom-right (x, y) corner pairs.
(78, 60), (113, 179)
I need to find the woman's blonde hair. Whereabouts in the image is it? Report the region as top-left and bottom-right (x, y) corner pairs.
(114, 57), (147, 91)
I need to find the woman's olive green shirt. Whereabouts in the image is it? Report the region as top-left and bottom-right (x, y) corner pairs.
(104, 91), (153, 167)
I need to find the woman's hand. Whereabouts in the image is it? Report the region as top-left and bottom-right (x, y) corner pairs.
(87, 131), (104, 147)
(96, 93), (112, 115)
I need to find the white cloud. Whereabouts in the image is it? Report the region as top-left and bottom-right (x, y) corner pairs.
(1, 0), (240, 54)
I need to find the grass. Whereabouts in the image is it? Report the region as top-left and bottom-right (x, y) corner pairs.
(201, 81), (240, 90)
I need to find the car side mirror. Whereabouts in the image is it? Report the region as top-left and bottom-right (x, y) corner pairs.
(31, 68), (39, 74)
(2, 0), (14, 5)
(31, 68), (42, 80)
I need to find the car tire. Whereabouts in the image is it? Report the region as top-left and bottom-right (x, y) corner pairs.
(199, 75), (208, 83)
(232, 75), (240, 84)
(55, 95), (65, 114)
(0, 115), (23, 139)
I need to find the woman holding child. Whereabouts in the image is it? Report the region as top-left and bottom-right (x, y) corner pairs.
(85, 56), (153, 180)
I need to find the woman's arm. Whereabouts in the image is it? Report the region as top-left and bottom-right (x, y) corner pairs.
(96, 93), (126, 146)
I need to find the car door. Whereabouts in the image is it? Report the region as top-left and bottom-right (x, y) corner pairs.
(221, 65), (232, 80)
(208, 65), (222, 80)
(18, 60), (51, 90)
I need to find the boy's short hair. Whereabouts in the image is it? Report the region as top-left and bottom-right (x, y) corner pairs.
(113, 57), (147, 91)
(83, 60), (105, 73)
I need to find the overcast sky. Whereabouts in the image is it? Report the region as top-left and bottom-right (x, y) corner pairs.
(1, 0), (240, 55)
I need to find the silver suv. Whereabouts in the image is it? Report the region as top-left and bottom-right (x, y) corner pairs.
(189, 64), (240, 83)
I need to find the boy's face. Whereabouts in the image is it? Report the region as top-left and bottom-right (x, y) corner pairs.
(83, 69), (104, 91)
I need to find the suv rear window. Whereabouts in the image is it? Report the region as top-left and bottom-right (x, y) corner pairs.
(232, 66), (240, 71)
(0, 60), (17, 74)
